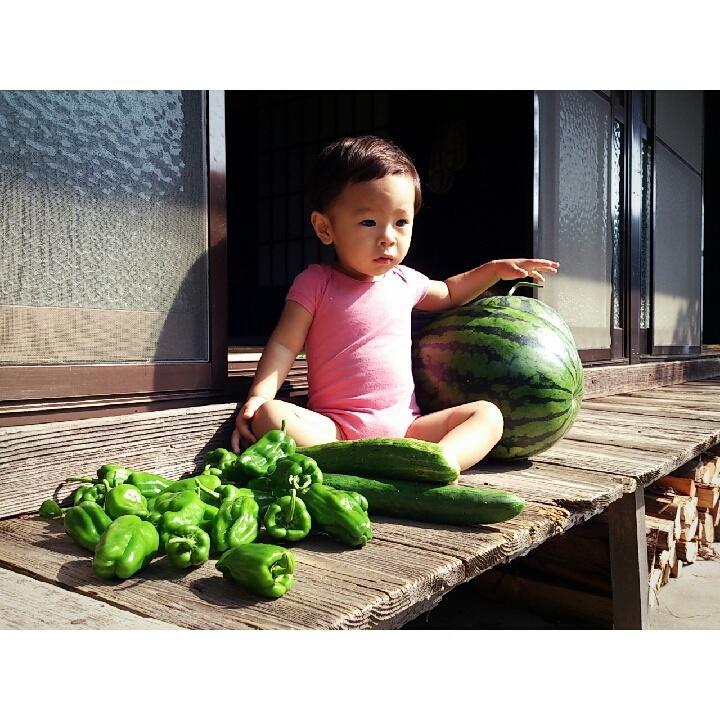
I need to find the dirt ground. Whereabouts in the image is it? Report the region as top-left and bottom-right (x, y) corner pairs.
(649, 543), (720, 629)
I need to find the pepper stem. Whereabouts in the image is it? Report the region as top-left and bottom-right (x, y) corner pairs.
(286, 489), (297, 525)
(270, 554), (291, 579)
(508, 281), (544, 297)
(166, 536), (195, 548)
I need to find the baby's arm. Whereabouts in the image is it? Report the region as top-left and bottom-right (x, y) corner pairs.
(416, 258), (559, 312)
(232, 301), (312, 449)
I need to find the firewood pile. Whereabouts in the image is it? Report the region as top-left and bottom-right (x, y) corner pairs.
(646, 453), (720, 607)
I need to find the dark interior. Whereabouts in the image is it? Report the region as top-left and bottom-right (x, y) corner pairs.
(225, 91), (535, 346)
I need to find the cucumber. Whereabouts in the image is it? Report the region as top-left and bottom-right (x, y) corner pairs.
(299, 438), (460, 485)
(322, 473), (525, 525)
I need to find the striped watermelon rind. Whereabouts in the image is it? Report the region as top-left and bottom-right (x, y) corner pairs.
(412, 293), (584, 460)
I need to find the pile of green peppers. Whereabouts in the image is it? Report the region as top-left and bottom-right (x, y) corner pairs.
(37, 419), (373, 600)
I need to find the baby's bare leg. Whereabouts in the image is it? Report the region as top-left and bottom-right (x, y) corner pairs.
(251, 399), (341, 447)
(405, 400), (504, 471)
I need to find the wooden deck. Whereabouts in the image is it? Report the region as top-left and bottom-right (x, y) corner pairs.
(1, 378), (719, 629)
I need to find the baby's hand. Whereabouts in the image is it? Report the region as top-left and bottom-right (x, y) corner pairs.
(230, 396), (267, 452)
(493, 258), (559, 284)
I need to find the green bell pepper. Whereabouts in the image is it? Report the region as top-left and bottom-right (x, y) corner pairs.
(105, 484), (149, 520)
(150, 489), (218, 549)
(164, 475), (221, 504)
(93, 514), (159, 580)
(269, 453), (323, 496)
(303, 483), (372, 547)
(96, 464), (133, 488)
(263, 494), (311, 542)
(165, 524), (211, 569)
(236, 420), (296, 480)
(73, 483), (107, 506)
(39, 498), (63, 519)
(203, 447), (247, 484)
(211, 495), (259, 553)
(239, 478), (275, 516)
(216, 543), (296, 598)
(151, 489), (205, 533)
(126, 471), (172, 498)
(213, 484), (257, 505)
(63, 501), (113, 551)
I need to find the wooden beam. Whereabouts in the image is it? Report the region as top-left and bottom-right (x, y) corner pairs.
(607, 486), (649, 629)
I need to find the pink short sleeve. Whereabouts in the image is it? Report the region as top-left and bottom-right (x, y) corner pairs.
(286, 264), (331, 316)
(395, 265), (431, 306)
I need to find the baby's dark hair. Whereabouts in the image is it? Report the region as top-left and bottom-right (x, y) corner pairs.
(311, 135), (422, 214)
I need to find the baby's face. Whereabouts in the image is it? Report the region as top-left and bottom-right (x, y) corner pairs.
(317, 174), (416, 281)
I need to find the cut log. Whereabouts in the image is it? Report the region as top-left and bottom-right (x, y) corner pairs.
(676, 540), (698, 563)
(696, 484), (720, 511)
(712, 499), (720, 527)
(661, 560), (672, 586)
(670, 556), (682, 579)
(707, 456), (720, 485)
(649, 567), (663, 594)
(645, 516), (676, 551)
(656, 548), (671, 570)
(645, 496), (682, 536)
(702, 459), (717, 485)
(678, 516), (699, 542)
(698, 512), (715, 545)
(654, 475), (696, 497)
(656, 549), (672, 587)
(680, 496), (698, 525)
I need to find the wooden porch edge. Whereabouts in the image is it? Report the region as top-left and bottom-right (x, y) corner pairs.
(584, 357), (720, 399)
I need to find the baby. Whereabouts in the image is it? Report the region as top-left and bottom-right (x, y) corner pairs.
(231, 135), (558, 471)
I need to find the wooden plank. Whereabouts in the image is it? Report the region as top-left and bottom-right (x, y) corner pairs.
(607, 486), (649, 629)
(697, 484), (720, 510)
(582, 396), (720, 423)
(652, 475), (697, 497)
(616, 388), (720, 405)
(0, 404), (239, 517)
(532, 438), (711, 485)
(574, 407), (720, 435)
(582, 362), (720, 399)
(461, 461), (627, 512)
(564, 422), (720, 455)
(533, 438), (697, 486)
(0, 377), (717, 629)
(0, 503), (577, 629)
(0, 566), (178, 629)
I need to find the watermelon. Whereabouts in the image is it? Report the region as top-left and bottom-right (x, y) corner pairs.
(412, 284), (584, 460)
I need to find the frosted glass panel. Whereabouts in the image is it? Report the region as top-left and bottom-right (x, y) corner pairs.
(653, 143), (702, 347)
(656, 91), (703, 173)
(0, 91), (208, 364)
(537, 91), (613, 350)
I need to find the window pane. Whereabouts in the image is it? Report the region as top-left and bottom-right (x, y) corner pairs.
(655, 91), (703, 173)
(536, 91), (613, 350)
(0, 91), (208, 364)
(653, 143), (702, 347)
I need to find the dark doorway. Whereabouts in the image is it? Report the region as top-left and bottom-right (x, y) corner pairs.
(225, 91), (534, 347)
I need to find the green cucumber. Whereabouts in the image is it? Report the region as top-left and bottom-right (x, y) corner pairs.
(299, 438), (460, 484)
(322, 473), (525, 525)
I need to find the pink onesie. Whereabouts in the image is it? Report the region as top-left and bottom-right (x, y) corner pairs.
(286, 263), (431, 440)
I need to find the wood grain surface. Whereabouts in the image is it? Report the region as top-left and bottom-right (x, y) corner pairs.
(1, 377), (719, 629)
